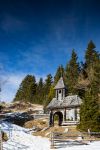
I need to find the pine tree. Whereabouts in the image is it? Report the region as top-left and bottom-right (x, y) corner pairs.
(44, 85), (55, 108)
(38, 78), (44, 89)
(84, 41), (100, 94)
(43, 74), (53, 107)
(65, 50), (80, 93)
(84, 41), (99, 82)
(78, 42), (100, 131)
(37, 78), (44, 95)
(14, 75), (37, 102)
(79, 90), (100, 132)
(85, 40), (99, 68)
(35, 78), (45, 104)
(90, 60), (100, 96)
(54, 65), (65, 84)
(90, 58), (100, 112)
(44, 74), (53, 94)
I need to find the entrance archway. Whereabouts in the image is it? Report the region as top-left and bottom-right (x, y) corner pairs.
(53, 111), (63, 126)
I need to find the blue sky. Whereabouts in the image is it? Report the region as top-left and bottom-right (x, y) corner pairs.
(0, 0), (100, 102)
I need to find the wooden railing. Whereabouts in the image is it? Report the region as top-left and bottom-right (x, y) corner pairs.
(50, 131), (100, 149)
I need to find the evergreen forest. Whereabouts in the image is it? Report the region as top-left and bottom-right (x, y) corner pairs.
(14, 40), (100, 131)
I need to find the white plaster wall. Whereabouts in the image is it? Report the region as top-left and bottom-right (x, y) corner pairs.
(58, 93), (62, 100)
(77, 108), (80, 121)
(66, 109), (75, 121)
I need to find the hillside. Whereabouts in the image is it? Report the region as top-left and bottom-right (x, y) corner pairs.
(0, 101), (43, 114)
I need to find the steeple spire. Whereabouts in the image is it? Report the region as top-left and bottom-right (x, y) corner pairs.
(54, 77), (65, 89)
(54, 77), (66, 100)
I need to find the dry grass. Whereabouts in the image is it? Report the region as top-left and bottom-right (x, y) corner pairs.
(1, 101), (43, 114)
(24, 119), (100, 142)
(24, 119), (100, 141)
(24, 119), (79, 138)
(24, 118), (48, 129)
(2, 132), (8, 141)
(32, 125), (67, 138)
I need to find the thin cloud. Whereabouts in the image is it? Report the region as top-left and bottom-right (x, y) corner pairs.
(1, 14), (26, 33)
(48, 14), (78, 42)
(18, 44), (51, 69)
(0, 63), (4, 70)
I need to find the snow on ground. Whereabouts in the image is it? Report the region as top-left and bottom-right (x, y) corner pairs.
(58, 141), (100, 150)
(1, 122), (50, 150)
(1, 121), (100, 150)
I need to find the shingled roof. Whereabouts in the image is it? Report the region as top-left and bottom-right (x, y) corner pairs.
(54, 77), (66, 89)
(47, 95), (82, 109)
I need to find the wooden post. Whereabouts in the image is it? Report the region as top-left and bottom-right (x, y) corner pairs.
(50, 132), (55, 149)
(0, 126), (3, 150)
(88, 129), (91, 141)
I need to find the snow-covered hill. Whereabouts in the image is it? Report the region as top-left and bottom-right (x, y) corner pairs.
(1, 122), (100, 150)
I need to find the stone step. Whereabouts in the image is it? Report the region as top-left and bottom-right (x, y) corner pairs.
(62, 121), (79, 126)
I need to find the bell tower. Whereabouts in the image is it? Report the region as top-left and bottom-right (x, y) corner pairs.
(54, 77), (66, 100)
